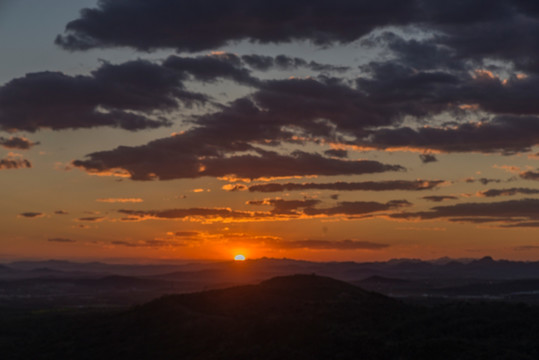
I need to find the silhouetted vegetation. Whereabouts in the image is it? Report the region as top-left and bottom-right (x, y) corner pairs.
(2, 274), (539, 359)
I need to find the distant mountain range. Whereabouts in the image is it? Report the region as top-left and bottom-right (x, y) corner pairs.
(6, 256), (539, 279)
(3, 257), (539, 307)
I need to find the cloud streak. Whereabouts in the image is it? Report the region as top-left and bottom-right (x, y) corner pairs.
(245, 180), (444, 193)
(77, 216), (105, 222)
(362, 116), (539, 154)
(422, 195), (459, 202)
(74, 140), (404, 181)
(392, 198), (539, 226)
(48, 238), (76, 243)
(19, 212), (44, 218)
(96, 198), (143, 203)
(118, 198), (409, 223)
(276, 239), (389, 250)
(110, 239), (183, 248)
(477, 188), (539, 197)
(242, 54), (349, 72)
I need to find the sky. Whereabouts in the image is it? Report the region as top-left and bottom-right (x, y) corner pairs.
(1, 0), (538, 262)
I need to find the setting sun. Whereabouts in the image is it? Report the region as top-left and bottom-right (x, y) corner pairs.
(234, 254), (246, 261)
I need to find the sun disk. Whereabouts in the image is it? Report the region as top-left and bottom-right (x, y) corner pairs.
(234, 254), (246, 261)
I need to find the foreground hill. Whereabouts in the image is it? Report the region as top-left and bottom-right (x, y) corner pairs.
(2, 274), (539, 359)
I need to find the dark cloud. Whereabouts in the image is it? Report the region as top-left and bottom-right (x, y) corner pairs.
(175, 231), (201, 237)
(304, 200), (411, 216)
(242, 54), (348, 72)
(324, 149), (348, 158)
(502, 222), (539, 228)
(252, 77), (397, 137)
(419, 154), (438, 163)
(361, 8), (539, 73)
(392, 198), (539, 224)
(277, 239), (389, 250)
(223, 184), (249, 192)
(70, 64), (539, 181)
(77, 216), (105, 222)
(43, 0), (539, 182)
(120, 217), (140, 222)
(241, 55), (275, 71)
(520, 170), (539, 180)
(74, 130), (404, 180)
(56, 0), (539, 64)
(185, 73), (537, 157)
(478, 188), (539, 197)
(358, 23), (539, 154)
(246, 198), (321, 214)
(356, 62), (463, 120)
(48, 238), (76, 243)
(111, 240), (139, 247)
(436, 15), (539, 74)
(262, 67), (539, 154)
(246, 180), (444, 193)
(71, 81), (404, 181)
(466, 178), (503, 185)
(0, 61), (201, 132)
(357, 56), (539, 119)
(54, 210), (69, 215)
(111, 239), (181, 248)
(0, 136), (39, 150)
(202, 150), (404, 180)
(362, 116), (539, 154)
(119, 198), (409, 222)
(422, 195), (459, 202)
(56, 0), (418, 52)
(184, 77), (395, 149)
(183, 77), (397, 146)
(3, 54), (304, 133)
(163, 53), (258, 86)
(119, 208), (267, 221)
(447, 217), (505, 224)
(275, 55), (307, 70)
(246, 197), (410, 217)
(19, 212), (44, 218)
(351, 31), (539, 155)
(307, 61), (350, 73)
(0, 157), (31, 170)
(48, 0), (539, 157)
(362, 32), (464, 72)
(2, 52), (291, 133)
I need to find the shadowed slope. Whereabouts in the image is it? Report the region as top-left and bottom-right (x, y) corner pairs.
(141, 274), (395, 319)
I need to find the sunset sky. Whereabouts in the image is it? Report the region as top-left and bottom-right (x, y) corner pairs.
(1, 0), (538, 262)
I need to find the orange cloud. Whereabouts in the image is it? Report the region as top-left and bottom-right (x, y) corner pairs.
(493, 164), (521, 173)
(96, 198), (144, 203)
